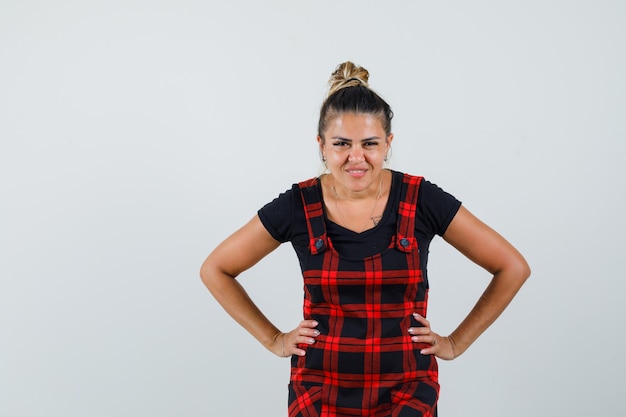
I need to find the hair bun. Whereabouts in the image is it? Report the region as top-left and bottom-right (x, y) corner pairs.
(327, 61), (370, 97)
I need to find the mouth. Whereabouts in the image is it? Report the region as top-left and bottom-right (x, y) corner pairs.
(345, 168), (368, 177)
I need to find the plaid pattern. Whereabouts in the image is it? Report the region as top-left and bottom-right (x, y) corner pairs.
(288, 174), (439, 417)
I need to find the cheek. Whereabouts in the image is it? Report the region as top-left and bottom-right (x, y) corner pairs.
(366, 151), (385, 162)
(328, 149), (347, 159)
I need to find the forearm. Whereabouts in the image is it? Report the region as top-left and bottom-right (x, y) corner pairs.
(448, 265), (529, 357)
(201, 267), (281, 351)
(440, 206), (531, 358)
(199, 215), (285, 351)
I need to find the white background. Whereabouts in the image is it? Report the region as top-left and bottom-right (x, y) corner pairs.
(1, 1), (624, 416)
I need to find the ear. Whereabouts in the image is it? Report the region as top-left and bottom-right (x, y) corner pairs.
(386, 133), (394, 150)
(317, 135), (325, 157)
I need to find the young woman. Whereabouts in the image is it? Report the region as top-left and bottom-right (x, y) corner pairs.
(201, 61), (530, 417)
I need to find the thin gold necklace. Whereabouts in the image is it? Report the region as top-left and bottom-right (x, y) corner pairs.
(331, 174), (384, 231)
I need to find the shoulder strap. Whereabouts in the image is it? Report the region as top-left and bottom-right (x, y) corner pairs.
(395, 174), (423, 252)
(298, 178), (327, 255)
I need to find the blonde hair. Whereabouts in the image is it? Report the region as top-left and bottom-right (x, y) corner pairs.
(327, 61), (370, 97)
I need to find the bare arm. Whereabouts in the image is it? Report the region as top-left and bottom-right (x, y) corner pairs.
(200, 215), (318, 357)
(411, 206), (531, 359)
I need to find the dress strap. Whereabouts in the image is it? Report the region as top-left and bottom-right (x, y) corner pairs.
(395, 174), (423, 252)
(298, 177), (327, 255)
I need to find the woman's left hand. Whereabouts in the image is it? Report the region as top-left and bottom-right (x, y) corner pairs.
(409, 313), (456, 361)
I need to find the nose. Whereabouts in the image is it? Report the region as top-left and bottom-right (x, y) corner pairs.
(348, 145), (365, 162)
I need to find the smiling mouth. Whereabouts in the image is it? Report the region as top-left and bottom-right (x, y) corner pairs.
(345, 168), (368, 176)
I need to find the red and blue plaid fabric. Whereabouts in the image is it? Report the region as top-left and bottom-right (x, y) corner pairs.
(288, 174), (439, 417)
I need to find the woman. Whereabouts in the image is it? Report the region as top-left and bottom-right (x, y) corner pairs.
(201, 62), (530, 417)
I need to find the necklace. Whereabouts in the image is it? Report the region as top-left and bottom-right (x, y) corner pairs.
(331, 174), (384, 232)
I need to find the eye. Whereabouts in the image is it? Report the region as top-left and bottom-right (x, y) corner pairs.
(364, 141), (379, 147)
(332, 140), (350, 147)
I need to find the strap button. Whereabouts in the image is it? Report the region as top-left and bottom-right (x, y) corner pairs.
(315, 239), (324, 249)
(400, 238), (410, 248)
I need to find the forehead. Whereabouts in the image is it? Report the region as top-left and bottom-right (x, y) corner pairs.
(325, 112), (386, 138)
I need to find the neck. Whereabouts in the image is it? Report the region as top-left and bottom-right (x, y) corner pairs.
(329, 170), (386, 201)
(325, 170), (388, 232)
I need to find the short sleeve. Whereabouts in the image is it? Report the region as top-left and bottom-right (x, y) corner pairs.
(418, 180), (462, 237)
(257, 184), (299, 243)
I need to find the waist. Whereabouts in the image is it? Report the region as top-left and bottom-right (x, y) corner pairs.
(290, 341), (438, 385)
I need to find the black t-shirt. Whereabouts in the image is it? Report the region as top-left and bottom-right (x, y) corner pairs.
(258, 170), (461, 284)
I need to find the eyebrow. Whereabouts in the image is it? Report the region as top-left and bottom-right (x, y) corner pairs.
(330, 136), (382, 142)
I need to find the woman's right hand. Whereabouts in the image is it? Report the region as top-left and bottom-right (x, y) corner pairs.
(274, 320), (320, 357)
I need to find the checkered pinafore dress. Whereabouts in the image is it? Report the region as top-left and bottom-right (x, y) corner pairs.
(288, 174), (439, 417)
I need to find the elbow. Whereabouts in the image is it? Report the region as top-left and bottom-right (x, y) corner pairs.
(199, 256), (220, 294)
(493, 253), (531, 286)
(199, 259), (213, 291)
(511, 254), (531, 284)
(522, 259), (531, 281)
(520, 262), (531, 284)
(199, 260), (208, 280)
(199, 255), (236, 296)
(518, 249), (531, 281)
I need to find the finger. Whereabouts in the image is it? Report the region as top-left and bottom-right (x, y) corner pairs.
(410, 329), (440, 344)
(420, 346), (436, 356)
(300, 320), (319, 329)
(290, 331), (318, 344)
(292, 347), (307, 356)
(417, 336), (456, 360)
(299, 328), (321, 338)
(420, 343), (442, 356)
(418, 336), (437, 352)
(410, 335), (436, 344)
(412, 313), (430, 328)
(285, 336), (316, 357)
(408, 326), (431, 335)
(283, 340), (307, 357)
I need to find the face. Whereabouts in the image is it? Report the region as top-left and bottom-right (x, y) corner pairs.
(318, 112), (393, 195)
